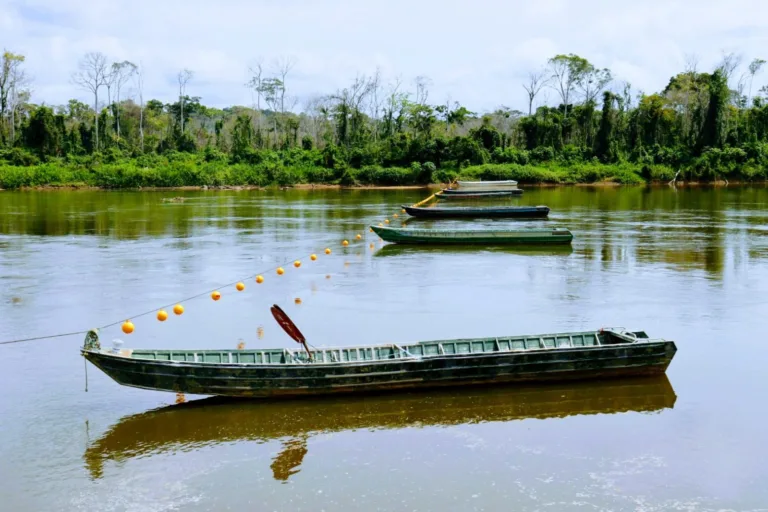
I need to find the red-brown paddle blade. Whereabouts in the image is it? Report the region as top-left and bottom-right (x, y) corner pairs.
(271, 305), (306, 344)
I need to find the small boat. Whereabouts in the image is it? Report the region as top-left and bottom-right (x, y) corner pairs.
(457, 180), (519, 191)
(81, 327), (675, 398)
(403, 205), (549, 219)
(441, 188), (523, 197)
(84, 375), (676, 480)
(439, 189), (523, 199)
(371, 225), (573, 245)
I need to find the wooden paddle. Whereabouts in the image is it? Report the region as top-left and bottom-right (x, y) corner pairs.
(270, 304), (312, 361)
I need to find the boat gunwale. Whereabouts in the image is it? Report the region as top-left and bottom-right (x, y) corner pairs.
(82, 338), (674, 370)
(371, 225), (571, 236)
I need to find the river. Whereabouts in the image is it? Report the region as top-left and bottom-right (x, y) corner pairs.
(1, 186), (766, 511)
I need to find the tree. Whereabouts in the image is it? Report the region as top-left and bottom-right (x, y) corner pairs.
(698, 69), (729, 151)
(177, 69), (193, 132)
(0, 51), (29, 145)
(414, 75), (432, 105)
(72, 52), (108, 151)
(274, 56), (296, 114)
(748, 58), (766, 105)
(576, 65), (612, 105)
(594, 91), (617, 162)
(111, 61), (137, 139)
(135, 63), (145, 151)
(522, 69), (549, 116)
(548, 54), (590, 118)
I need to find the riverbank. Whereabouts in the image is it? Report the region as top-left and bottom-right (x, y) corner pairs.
(0, 160), (764, 190)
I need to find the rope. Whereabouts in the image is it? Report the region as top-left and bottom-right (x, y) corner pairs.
(0, 188), (432, 347)
(0, 330), (88, 345)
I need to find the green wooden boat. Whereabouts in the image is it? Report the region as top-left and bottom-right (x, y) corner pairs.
(371, 225), (573, 245)
(84, 375), (676, 480)
(81, 327), (675, 398)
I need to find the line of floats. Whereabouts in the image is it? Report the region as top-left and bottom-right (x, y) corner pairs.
(82, 178), (677, 399)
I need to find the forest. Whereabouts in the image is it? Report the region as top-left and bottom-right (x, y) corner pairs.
(1, 50), (768, 189)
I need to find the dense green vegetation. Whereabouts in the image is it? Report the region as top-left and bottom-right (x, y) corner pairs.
(1, 51), (768, 189)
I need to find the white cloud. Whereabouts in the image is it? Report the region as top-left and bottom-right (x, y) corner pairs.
(6, 0), (768, 112)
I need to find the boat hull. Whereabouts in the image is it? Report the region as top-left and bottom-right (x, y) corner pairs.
(441, 188), (523, 197)
(371, 225), (573, 245)
(403, 205), (549, 219)
(82, 338), (675, 398)
(456, 180), (519, 191)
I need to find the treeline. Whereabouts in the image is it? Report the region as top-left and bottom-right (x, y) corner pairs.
(2, 50), (768, 189)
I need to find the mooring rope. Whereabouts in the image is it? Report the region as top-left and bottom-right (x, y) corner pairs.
(0, 188), (437, 347)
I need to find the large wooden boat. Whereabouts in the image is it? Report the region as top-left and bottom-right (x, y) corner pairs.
(371, 225), (573, 245)
(81, 327), (675, 398)
(403, 205), (549, 219)
(457, 180), (519, 191)
(84, 375), (676, 480)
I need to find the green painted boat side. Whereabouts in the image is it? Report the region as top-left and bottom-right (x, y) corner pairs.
(81, 328), (676, 398)
(371, 225), (573, 245)
(403, 204), (550, 219)
(84, 375), (676, 480)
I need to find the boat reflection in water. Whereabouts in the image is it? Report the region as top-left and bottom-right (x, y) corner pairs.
(85, 375), (676, 481)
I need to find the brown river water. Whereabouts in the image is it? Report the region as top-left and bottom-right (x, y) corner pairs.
(1, 186), (767, 511)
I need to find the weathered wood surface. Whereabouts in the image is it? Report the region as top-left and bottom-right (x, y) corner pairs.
(82, 329), (676, 398)
(371, 225), (573, 245)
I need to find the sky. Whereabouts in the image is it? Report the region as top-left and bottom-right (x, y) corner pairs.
(3, 0), (768, 113)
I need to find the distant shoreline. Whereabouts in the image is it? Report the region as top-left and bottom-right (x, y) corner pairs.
(2, 181), (762, 192)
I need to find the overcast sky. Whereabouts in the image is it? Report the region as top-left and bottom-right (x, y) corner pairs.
(3, 0), (768, 113)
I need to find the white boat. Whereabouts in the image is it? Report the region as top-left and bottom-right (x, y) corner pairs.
(457, 180), (519, 191)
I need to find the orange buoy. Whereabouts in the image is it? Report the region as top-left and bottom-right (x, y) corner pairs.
(173, 304), (184, 315)
(342, 240), (349, 246)
(370, 243), (374, 249)
(401, 209), (406, 213)
(294, 297), (302, 305)
(211, 291), (221, 301)
(294, 260), (301, 268)
(369, 228), (373, 233)
(325, 248), (331, 255)
(157, 310), (168, 322)
(384, 219), (390, 224)
(121, 321), (134, 334)
(277, 267), (285, 275)
(325, 274), (331, 279)
(310, 254), (317, 261)
(393, 214), (398, 218)
(236, 282), (245, 291)
(378, 223), (383, 227)
(356, 234), (362, 240)
(256, 275), (264, 284)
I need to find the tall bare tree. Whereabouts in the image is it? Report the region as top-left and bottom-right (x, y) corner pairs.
(547, 54), (589, 118)
(748, 58), (766, 105)
(414, 75), (432, 105)
(177, 68), (193, 132)
(111, 61), (137, 139)
(135, 63), (145, 151)
(718, 52), (742, 84)
(72, 52), (108, 151)
(522, 69), (549, 116)
(274, 56), (296, 114)
(0, 51), (28, 145)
